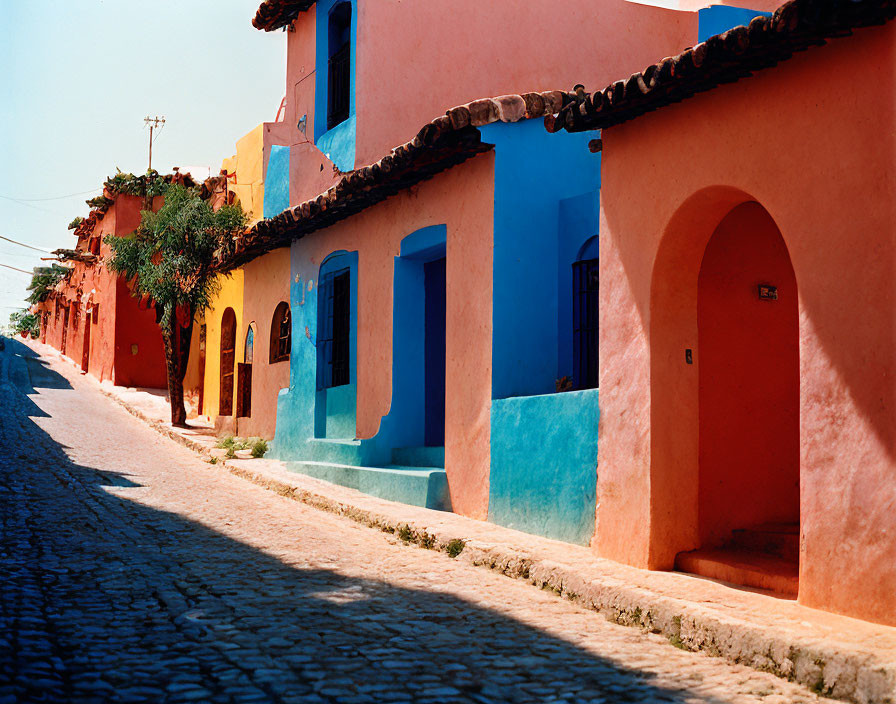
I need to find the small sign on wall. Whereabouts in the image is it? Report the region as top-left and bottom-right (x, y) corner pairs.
(758, 284), (778, 300)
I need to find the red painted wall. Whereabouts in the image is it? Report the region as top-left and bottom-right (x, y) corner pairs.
(697, 202), (799, 547)
(112, 276), (167, 388)
(38, 194), (167, 390)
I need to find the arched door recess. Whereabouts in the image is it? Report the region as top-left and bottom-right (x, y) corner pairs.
(677, 201), (800, 595)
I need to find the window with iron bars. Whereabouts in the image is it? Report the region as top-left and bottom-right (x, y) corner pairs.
(572, 258), (599, 390)
(269, 302), (291, 364)
(327, 43), (351, 130)
(317, 269), (351, 389)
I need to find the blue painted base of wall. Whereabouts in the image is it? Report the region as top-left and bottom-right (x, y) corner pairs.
(488, 389), (599, 545)
(285, 460), (451, 511)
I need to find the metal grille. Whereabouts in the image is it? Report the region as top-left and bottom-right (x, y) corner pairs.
(317, 269), (351, 389)
(327, 43), (351, 130)
(572, 258), (599, 390)
(270, 302), (291, 363)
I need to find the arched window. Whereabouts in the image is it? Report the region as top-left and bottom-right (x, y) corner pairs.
(572, 236), (599, 390)
(245, 323), (255, 364)
(219, 308), (236, 416)
(269, 302), (291, 363)
(237, 323), (255, 419)
(327, 2), (352, 129)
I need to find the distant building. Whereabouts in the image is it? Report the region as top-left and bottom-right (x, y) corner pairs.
(37, 180), (180, 389)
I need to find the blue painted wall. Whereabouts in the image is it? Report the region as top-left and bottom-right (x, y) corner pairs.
(482, 119), (600, 400)
(271, 247), (363, 465)
(483, 119), (601, 545)
(558, 193), (600, 384)
(698, 5), (772, 42)
(314, 251), (358, 439)
(314, 0), (357, 172)
(263, 145), (291, 219)
(366, 225), (447, 456)
(273, 226), (449, 469)
(489, 389), (599, 545)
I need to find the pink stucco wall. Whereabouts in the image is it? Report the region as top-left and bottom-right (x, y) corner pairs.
(275, 1), (696, 204)
(238, 246), (291, 439)
(596, 22), (896, 624)
(290, 153), (495, 519)
(353, 1), (695, 167)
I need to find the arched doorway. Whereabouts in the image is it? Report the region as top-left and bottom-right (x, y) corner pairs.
(677, 201), (799, 594)
(219, 308), (236, 416)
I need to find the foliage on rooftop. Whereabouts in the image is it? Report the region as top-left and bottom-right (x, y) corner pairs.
(8, 309), (39, 338)
(26, 264), (71, 304)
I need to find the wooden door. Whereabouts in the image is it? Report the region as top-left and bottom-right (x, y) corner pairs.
(81, 313), (91, 372)
(236, 362), (252, 418)
(219, 309), (236, 416)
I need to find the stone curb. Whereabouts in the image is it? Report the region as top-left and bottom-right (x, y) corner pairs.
(95, 381), (896, 704)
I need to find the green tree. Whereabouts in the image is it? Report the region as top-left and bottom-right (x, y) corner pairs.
(105, 184), (247, 427)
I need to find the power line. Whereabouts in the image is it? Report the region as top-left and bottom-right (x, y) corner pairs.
(0, 250), (43, 260)
(0, 188), (100, 203)
(0, 235), (54, 253)
(0, 263), (33, 275)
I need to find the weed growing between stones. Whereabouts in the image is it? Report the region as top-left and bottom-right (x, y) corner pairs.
(251, 438), (268, 458)
(446, 539), (466, 558)
(418, 531), (436, 550)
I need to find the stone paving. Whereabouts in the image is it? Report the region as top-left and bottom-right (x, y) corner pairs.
(0, 338), (832, 704)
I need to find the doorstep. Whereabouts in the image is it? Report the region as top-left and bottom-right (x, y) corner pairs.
(285, 459), (451, 511)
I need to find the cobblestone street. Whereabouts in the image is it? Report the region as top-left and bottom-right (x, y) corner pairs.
(0, 339), (826, 704)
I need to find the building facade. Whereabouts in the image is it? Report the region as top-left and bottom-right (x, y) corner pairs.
(549, 0), (896, 625)
(37, 188), (168, 389)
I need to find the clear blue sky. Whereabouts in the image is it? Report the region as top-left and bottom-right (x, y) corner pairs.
(0, 0), (285, 318)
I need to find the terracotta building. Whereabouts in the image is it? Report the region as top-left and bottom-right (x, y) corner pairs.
(37, 178), (179, 389)
(548, 0), (896, 625)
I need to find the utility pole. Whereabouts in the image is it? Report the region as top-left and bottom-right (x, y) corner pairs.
(144, 116), (166, 171)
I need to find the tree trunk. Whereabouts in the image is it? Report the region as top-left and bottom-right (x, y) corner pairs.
(161, 316), (186, 427)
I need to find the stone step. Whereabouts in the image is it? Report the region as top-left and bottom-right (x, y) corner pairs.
(286, 460), (451, 512)
(730, 522), (799, 562)
(391, 446), (445, 468)
(674, 547), (798, 596)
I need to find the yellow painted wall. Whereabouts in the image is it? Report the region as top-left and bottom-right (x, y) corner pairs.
(222, 124), (266, 225)
(184, 123), (265, 430)
(202, 270), (245, 424)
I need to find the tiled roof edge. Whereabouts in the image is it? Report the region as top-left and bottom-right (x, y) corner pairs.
(253, 0), (314, 31)
(547, 0), (896, 133)
(215, 91), (566, 271)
